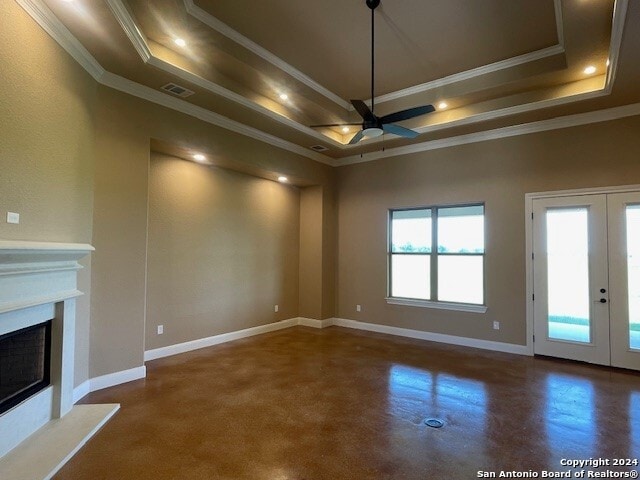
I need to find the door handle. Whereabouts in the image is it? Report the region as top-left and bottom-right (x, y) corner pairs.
(599, 298), (607, 303)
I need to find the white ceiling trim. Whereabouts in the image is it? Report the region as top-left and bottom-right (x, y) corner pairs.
(14, 0), (336, 165)
(349, 85), (609, 149)
(344, 0), (628, 151)
(605, 0), (629, 89)
(183, 0), (567, 109)
(106, 0), (627, 154)
(334, 102), (640, 167)
(108, 0), (151, 62)
(183, 0), (351, 111)
(99, 72), (336, 165)
(553, 0), (565, 47)
(14, 0), (105, 81)
(15, 0), (635, 169)
(367, 45), (565, 106)
(106, 0), (345, 149)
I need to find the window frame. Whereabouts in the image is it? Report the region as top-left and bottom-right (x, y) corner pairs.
(386, 203), (487, 313)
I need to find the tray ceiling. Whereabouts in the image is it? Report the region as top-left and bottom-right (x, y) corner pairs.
(26, 0), (640, 165)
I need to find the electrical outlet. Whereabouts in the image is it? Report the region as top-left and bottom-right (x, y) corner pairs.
(6, 212), (19, 224)
(274, 304), (279, 313)
(493, 321), (500, 330)
(356, 304), (361, 312)
(157, 325), (164, 335)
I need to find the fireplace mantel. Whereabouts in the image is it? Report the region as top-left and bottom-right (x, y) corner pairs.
(0, 241), (94, 316)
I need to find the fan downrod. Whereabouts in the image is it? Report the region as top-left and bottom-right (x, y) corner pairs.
(366, 0), (380, 10)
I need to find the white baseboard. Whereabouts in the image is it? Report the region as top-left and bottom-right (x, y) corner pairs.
(74, 315), (528, 404)
(72, 380), (90, 404)
(331, 318), (530, 356)
(73, 366), (147, 403)
(144, 318), (298, 361)
(297, 317), (334, 328)
(90, 366), (147, 392)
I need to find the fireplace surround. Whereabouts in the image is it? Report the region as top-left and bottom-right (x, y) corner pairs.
(0, 240), (119, 471)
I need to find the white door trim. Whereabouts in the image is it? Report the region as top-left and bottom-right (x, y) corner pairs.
(524, 184), (640, 357)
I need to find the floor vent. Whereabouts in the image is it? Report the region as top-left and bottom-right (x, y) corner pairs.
(310, 145), (329, 152)
(161, 83), (195, 98)
(424, 418), (444, 428)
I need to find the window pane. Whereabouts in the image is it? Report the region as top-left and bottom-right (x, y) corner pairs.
(438, 255), (483, 304)
(437, 205), (484, 253)
(546, 208), (591, 343)
(391, 209), (431, 253)
(626, 205), (640, 350)
(391, 254), (430, 299)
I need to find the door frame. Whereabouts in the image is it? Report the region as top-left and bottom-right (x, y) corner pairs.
(524, 184), (640, 357)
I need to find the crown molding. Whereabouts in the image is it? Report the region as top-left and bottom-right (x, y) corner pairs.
(17, 0), (335, 164)
(16, 0), (635, 169)
(334, 102), (640, 166)
(367, 44), (565, 106)
(14, 0), (105, 81)
(605, 0), (629, 90)
(106, 0), (151, 62)
(107, 0), (344, 149)
(99, 72), (336, 166)
(553, 0), (565, 47)
(183, 0), (351, 111)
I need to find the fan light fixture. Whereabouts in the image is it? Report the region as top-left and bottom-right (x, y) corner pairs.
(309, 0), (435, 145)
(362, 128), (384, 138)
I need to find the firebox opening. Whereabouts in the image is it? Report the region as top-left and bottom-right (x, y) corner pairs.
(0, 320), (52, 416)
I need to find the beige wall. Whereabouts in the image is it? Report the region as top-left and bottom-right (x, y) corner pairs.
(146, 153), (300, 349)
(299, 186), (323, 318)
(336, 116), (640, 346)
(0, 1), (97, 386)
(298, 184), (337, 320)
(89, 85), (334, 377)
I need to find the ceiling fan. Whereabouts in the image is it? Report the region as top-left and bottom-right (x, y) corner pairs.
(311, 0), (435, 145)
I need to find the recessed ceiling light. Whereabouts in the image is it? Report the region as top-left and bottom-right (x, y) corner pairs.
(438, 101), (448, 110)
(584, 65), (597, 75)
(606, 59), (610, 67)
(278, 176), (288, 183)
(342, 127), (350, 133)
(279, 93), (288, 101)
(174, 38), (187, 48)
(193, 153), (206, 162)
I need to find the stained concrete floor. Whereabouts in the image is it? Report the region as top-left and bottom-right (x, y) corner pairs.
(55, 326), (640, 479)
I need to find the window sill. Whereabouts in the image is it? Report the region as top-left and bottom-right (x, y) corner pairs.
(385, 297), (488, 313)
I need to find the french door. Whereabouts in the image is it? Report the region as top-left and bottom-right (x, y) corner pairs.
(532, 191), (640, 370)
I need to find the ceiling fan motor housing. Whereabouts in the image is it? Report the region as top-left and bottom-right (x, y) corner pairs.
(366, 0), (381, 10)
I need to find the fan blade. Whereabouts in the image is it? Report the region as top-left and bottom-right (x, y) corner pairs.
(383, 123), (420, 139)
(351, 100), (375, 121)
(309, 123), (363, 128)
(348, 130), (365, 145)
(380, 105), (435, 124)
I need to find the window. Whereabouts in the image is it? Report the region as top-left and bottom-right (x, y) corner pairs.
(388, 204), (485, 311)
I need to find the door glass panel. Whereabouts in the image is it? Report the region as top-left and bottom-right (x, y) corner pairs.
(546, 208), (591, 343)
(391, 254), (430, 300)
(626, 205), (640, 350)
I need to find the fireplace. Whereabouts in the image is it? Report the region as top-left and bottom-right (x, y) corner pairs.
(0, 240), (94, 458)
(0, 320), (52, 416)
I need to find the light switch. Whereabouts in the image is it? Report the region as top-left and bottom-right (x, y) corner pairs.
(6, 212), (19, 224)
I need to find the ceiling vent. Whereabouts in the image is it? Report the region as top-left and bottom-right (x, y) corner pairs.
(310, 145), (329, 152)
(161, 83), (195, 98)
